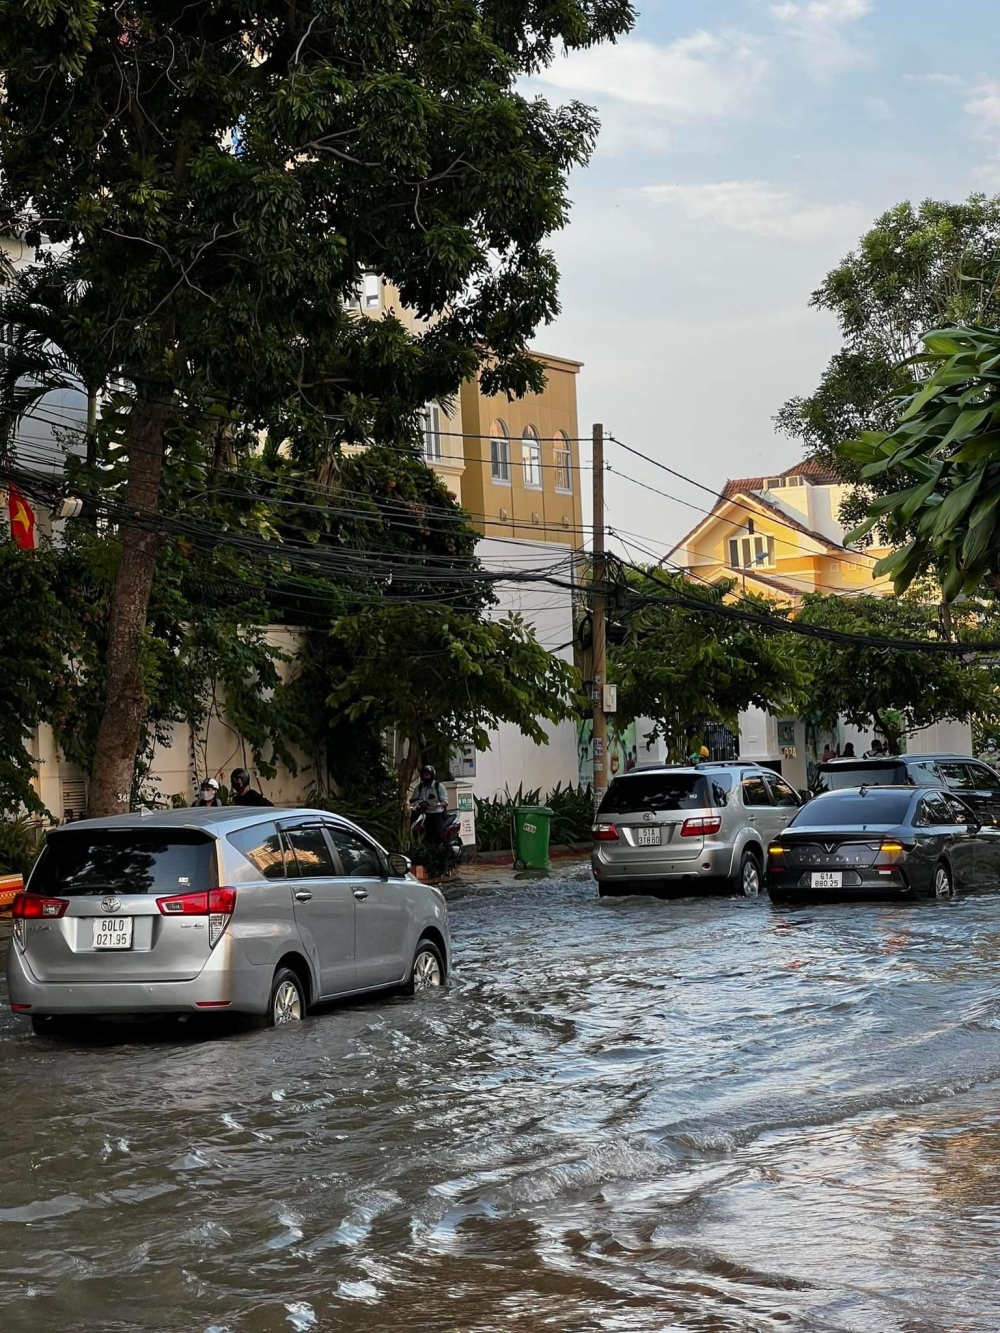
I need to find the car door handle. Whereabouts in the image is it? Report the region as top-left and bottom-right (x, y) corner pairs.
(353, 887), (369, 901)
(294, 890), (313, 903)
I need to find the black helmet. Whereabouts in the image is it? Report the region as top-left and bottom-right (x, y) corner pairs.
(420, 764), (435, 779)
(231, 767), (250, 790)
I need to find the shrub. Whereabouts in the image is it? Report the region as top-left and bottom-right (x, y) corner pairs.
(0, 816), (42, 877)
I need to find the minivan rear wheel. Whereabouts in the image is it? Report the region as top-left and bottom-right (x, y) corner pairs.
(30, 1015), (69, 1037)
(268, 967), (305, 1027)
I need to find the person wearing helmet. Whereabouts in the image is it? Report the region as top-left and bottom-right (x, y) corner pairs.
(411, 763), (448, 844)
(192, 777), (221, 808)
(230, 767), (273, 807)
(687, 745), (711, 766)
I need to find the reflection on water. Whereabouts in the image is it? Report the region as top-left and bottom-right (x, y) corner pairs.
(3, 870), (1000, 1331)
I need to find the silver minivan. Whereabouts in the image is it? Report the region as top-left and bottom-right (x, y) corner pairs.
(7, 807), (450, 1033)
(592, 763), (802, 897)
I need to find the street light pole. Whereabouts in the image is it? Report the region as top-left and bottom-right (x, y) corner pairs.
(592, 422), (608, 812)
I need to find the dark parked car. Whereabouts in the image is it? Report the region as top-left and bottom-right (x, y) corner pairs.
(814, 754), (1000, 824)
(766, 786), (1000, 903)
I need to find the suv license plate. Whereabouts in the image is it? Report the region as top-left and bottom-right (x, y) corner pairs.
(811, 872), (842, 888)
(94, 917), (133, 950)
(636, 827), (661, 847)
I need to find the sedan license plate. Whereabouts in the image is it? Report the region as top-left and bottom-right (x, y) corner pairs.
(94, 917), (133, 950)
(636, 827), (661, 847)
(811, 872), (842, 889)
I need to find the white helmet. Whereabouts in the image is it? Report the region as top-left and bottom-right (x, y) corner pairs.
(201, 777), (220, 791)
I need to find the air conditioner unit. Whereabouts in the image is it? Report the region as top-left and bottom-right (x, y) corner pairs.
(60, 777), (88, 822)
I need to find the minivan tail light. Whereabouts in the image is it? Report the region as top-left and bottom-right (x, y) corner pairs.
(592, 824), (619, 842)
(11, 892), (68, 919)
(680, 816), (722, 837)
(156, 888), (236, 948)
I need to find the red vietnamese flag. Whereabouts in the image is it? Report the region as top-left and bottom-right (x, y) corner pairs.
(8, 485), (36, 551)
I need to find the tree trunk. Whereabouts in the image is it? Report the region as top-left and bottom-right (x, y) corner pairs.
(396, 738), (421, 846)
(87, 398), (170, 816)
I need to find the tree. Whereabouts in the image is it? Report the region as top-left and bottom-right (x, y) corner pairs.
(775, 195), (1000, 531)
(795, 593), (994, 752)
(842, 325), (1000, 599)
(0, 0), (634, 815)
(609, 571), (810, 755)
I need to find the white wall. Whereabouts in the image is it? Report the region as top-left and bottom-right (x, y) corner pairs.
(472, 537), (580, 800)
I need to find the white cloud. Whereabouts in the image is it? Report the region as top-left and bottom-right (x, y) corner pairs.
(770, 0), (872, 76)
(963, 81), (1000, 186)
(533, 32), (767, 152)
(643, 180), (866, 242)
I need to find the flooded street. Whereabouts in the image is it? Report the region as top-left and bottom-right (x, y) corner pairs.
(4, 864), (1000, 1332)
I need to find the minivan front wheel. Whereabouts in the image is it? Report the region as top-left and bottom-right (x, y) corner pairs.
(735, 850), (761, 898)
(404, 939), (445, 995)
(268, 967), (305, 1027)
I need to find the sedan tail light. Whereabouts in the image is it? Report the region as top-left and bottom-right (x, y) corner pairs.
(680, 816), (722, 837)
(156, 888), (237, 948)
(768, 843), (787, 874)
(591, 824), (619, 842)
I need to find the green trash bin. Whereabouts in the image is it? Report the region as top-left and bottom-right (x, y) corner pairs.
(512, 805), (553, 870)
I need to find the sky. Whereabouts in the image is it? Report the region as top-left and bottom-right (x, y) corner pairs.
(529, 0), (1000, 558)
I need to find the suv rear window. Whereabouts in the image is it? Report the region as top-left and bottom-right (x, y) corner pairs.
(815, 763), (906, 792)
(28, 828), (217, 897)
(792, 791), (913, 826)
(599, 774), (710, 814)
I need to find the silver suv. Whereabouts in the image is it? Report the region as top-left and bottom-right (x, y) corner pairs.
(592, 763), (802, 897)
(7, 808), (450, 1034)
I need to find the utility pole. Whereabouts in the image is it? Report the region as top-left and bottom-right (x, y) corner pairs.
(592, 422), (608, 812)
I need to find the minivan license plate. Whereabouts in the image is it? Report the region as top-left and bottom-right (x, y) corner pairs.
(94, 917), (133, 950)
(636, 827), (661, 847)
(811, 872), (842, 888)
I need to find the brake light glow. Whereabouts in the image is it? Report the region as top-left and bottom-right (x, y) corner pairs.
(592, 824), (619, 842)
(156, 888), (236, 948)
(11, 893), (68, 919)
(878, 840), (909, 855)
(680, 816), (722, 837)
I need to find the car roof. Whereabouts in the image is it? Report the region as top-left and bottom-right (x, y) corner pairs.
(812, 784), (918, 793)
(48, 807), (351, 836)
(818, 753), (976, 766)
(618, 763), (766, 777)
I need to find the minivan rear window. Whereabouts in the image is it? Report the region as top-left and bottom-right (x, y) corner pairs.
(599, 774), (710, 814)
(815, 763), (905, 792)
(28, 828), (217, 897)
(791, 791), (913, 826)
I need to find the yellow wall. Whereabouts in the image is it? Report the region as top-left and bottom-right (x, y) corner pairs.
(459, 354), (583, 547)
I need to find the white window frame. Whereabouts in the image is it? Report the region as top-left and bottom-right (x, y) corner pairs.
(728, 534), (775, 570)
(490, 421), (510, 482)
(522, 426), (542, 488)
(554, 432), (573, 493)
(422, 404), (442, 462)
(362, 272), (381, 310)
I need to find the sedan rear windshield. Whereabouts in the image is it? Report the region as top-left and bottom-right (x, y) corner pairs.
(28, 828), (217, 897)
(815, 763), (906, 791)
(599, 774), (711, 814)
(791, 791), (914, 827)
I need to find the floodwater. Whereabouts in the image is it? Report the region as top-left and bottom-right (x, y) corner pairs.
(4, 866), (1000, 1332)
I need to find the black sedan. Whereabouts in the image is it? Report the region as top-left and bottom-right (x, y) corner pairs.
(766, 786), (1000, 903)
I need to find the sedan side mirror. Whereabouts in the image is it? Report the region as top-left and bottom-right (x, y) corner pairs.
(387, 852), (413, 878)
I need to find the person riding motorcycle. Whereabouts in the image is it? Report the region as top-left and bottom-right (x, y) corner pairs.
(411, 764), (448, 845)
(230, 767), (272, 807)
(192, 777), (221, 808)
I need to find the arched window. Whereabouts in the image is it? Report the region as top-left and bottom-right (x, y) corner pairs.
(490, 419), (510, 482)
(554, 430), (572, 492)
(521, 425), (541, 487)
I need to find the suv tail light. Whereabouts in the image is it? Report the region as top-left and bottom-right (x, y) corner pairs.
(680, 816), (722, 837)
(156, 888), (237, 948)
(592, 823), (619, 842)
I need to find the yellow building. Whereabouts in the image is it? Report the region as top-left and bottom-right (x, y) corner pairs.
(458, 353), (584, 547)
(666, 460), (893, 603)
(351, 274), (583, 544)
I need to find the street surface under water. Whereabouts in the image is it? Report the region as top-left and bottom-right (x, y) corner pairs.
(4, 864), (1000, 1332)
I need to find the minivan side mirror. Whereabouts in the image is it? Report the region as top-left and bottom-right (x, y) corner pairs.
(387, 852), (412, 878)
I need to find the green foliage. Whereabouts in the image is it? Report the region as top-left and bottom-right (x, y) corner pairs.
(545, 781), (594, 846)
(796, 593), (995, 751)
(0, 545), (72, 815)
(472, 782), (592, 853)
(609, 569), (810, 754)
(842, 325), (1000, 599)
(0, 814), (41, 876)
